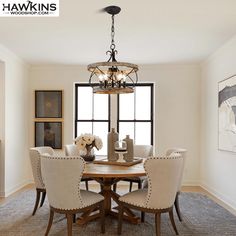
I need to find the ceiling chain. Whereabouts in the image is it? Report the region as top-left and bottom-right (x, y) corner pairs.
(110, 15), (115, 50)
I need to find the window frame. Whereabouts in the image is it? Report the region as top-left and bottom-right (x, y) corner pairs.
(74, 83), (154, 146)
(117, 83), (154, 145)
(74, 83), (111, 139)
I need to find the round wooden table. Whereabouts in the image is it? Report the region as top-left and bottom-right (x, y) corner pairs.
(78, 159), (145, 225)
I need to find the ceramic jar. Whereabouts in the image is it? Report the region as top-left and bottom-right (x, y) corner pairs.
(107, 128), (119, 161)
(123, 135), (134, 162)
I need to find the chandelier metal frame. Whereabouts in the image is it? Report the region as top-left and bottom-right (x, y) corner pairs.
(88, 6), (139, 94)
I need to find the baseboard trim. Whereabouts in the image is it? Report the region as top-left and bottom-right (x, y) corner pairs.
(5, 179), (33, 197)
(200, 183), (236, 216)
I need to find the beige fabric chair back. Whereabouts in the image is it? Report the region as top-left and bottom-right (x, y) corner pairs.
(134, 145), (153, 158)
(144, 154), (183, 209)
(29, 147), (54, 189)
(166, 148), (187, 191)
(41, 155), (85, 210)
(65, 144), (79, 156)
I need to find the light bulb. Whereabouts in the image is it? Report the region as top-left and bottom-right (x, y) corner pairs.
(103, 74), (108, 80)
(98, 74), (104, 81)
(117, 73), (124, 81)
(99, 73), (108, 81)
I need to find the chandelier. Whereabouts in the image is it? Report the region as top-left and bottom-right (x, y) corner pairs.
(88, 6), (139, 94)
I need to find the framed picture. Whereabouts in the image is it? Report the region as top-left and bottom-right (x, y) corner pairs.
(35, 122), (62, 149)
(35, 90), (62, 118)
(218, 75), (236, 152)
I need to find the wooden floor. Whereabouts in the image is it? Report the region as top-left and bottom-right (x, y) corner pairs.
(0, 183), (235, 216)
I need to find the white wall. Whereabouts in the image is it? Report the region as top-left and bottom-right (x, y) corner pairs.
(141, 65), (201, 185)
(29, 64), (201, 185)
(0, 45), (30, 196)
(201, 35), (236, 210)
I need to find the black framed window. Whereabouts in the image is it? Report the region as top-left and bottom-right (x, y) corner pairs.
(74, 83), (154, 153)
(117, 83), (153, 145)
(75, 84), (110, 155)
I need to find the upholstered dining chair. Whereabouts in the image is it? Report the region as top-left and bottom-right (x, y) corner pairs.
(118, 154), (183, 236)
(113, 144), (153, 192)
(29, 146), (55, 215)
(41, 154), (105, 236)
(65, 144), (93, 191)
(166, 148), (187, 222)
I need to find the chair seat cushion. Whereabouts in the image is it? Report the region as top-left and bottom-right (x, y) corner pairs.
(81, 190), (104, 208)
(119, 189), (147, 208)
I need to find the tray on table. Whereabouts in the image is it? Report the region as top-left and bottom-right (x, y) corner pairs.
(93, 157), (143, 166)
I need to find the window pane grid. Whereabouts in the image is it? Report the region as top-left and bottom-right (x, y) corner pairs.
(74, 83), (153, 153)
(117, 83), (153, 145)
(75, 84), (110, 155)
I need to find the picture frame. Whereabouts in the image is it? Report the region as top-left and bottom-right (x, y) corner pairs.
(35, 90), (62, 118)
(35, 121), (62, 149)
(218, 74), (236, 153)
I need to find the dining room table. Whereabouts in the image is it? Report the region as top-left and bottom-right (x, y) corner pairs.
(77, 156), (146, 225)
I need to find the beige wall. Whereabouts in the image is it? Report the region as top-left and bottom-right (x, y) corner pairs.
(201, 35), (236, 210)
(29, 64), (201, 185)
(0, 45), (30, 197)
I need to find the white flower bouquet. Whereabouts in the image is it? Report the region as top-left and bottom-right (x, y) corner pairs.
(75, 133), (103, 157)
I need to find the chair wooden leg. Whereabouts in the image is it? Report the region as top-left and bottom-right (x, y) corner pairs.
(73, 214), (76, 223)
(32, 189), (41, 215)
(113, 183), (117, 192)
(100, 202), (105, 233)
(138, 180), (142, 189)
(66, 214), (73, 236)
(40, 191), (46, 207)
(118, 204), (124, 235)
(129, 182), (133, 192)
(85, 180), (89, 191)
(100, 184), (103, 192)
(174, 192), (182, 222)
(155, 213), (161, 236)
(141, 211), (145, 222)
(169, 208), (179, 235)
(45, 208), (54, 236)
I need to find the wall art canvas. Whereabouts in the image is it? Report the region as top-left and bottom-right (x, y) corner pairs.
(35, 122), (62, 149)
(35, 90), (62, 118)
(218, 75), (236, 152)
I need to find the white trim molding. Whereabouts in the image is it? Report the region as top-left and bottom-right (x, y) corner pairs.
(201, 183), (236, 216)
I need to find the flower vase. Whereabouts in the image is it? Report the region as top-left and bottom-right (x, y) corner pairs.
(81, 146), (95, 162)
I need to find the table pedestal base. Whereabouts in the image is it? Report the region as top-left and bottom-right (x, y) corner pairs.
(77, 177), (141, 225)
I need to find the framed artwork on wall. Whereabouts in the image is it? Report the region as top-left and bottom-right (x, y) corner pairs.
(218, 75), (236, 152)
(35, 121), (62, 149)
(35, 90), (62, 118)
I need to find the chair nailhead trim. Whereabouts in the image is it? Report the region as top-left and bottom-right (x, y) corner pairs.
(121, 155), (183, 210)
(41, 155), (100, 210)
(35, 150), (45, 188)
(144, 155), (182, 209)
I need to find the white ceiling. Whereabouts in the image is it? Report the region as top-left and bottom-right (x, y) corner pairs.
(0, 0), (236, 65)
